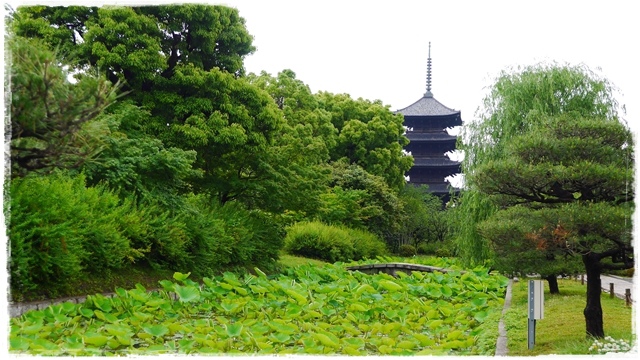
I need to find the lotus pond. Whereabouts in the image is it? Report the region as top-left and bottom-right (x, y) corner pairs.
(10, 257), (509, 355)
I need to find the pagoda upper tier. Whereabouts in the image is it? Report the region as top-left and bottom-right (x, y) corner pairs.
(395, 42), (462, 201)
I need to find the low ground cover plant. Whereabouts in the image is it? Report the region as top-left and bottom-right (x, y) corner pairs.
(10, 259), (508, 355)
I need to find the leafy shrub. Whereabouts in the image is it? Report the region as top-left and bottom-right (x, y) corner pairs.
(284, 221), (386, 262)
(605, 268), (634, 277)
(77, 192), (192, 274)
(417, 242), (438, 255)
(350, 228), (388, 260)
(435, 247), (454, 258)
(7, 172), (144, 298)
(318, 163), (404, 248)
(180, 195), (284, 276)
(417, 241), (456, 258)
(398, 244), (416, 257)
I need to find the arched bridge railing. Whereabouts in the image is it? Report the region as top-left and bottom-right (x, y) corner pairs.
(346, 263), (465, 277)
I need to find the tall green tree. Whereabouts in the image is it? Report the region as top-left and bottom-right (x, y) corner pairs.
(316, 92), (413, 191)
(13, 5), (319, 213)
(457, 63), (621, 266)
(476, 205), (583, 293)
(396, 185), (453, 251)
(9, 35), (119, 176)
(80, 102), (201, 207)
(473, 112), (633, 338)
(248, 70), (338, 165)
(13, 4), (254, 91)
(246, 70), (337, 215)
(9, 6), (99, 65)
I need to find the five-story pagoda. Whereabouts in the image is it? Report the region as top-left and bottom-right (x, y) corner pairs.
(396, 43), (462, 202)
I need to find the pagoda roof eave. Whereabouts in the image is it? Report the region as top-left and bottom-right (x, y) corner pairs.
(407, 183), (460, 194)
(411, 158), (461, 167)
(395, 95), (461, 117)
(405, 133), (458, 142)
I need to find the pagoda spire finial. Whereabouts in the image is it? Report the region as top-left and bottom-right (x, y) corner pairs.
(424, 42), (433, 98)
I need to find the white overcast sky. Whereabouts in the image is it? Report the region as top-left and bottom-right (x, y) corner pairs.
(4, 0), (639, 129)
(221, 0), (639, 131)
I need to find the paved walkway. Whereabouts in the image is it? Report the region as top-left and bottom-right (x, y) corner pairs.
(597, 274), (633, 300)
(494, 274), (634, 356)
(495, 279), (513, 356)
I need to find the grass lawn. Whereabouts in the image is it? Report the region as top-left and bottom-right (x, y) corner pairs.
(504, 278), (635, 356)
(278, 252), (328, 268)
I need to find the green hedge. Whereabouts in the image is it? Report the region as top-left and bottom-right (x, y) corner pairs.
(181, 195), (284, 276)
(8, 172), (145, 297)
(7, 173), (285, 300)
(284, 221), (387, 263)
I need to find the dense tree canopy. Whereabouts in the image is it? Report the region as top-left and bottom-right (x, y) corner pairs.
(80, 102), (201, 207)
(460, 63), (633, 338)
(248, 70), (338, 165)
(7, 4), (442, 303)
(13, 5), (254, 89)
(316, 92), (412, 191)
(9, 36), (119, 176)
(457, 63), (622, 265)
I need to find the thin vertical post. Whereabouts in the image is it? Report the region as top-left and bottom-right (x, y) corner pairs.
(581, 274), (584, 285)
(528, 318), (536, 350)
(625, 289), (631, 306)
(528, 281), (536, 350)
(610, 283), (615, 298)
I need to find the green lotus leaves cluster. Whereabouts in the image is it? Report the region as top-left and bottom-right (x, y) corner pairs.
(10, 260), (508, 355)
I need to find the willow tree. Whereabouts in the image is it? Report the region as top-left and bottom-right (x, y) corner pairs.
(474, 113), (633, 338)
(456, 63), (620, 266)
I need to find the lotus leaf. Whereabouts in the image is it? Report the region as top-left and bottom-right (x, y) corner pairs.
(225, 323), (243, 337)
(311, 332), (338, 348)
(174, 284), (200, 303)
(222, 272), (243, 287)
(269, 332), (290, 343)
(105, 324), (132, 337)
(220, 302), (239, 313)
(142, 324), (169, 338)
(173, 272), (191, 282)
(378, 279), (403, 292)
(343, 346), (361, 355)
(378, 344), (393, 354)
(83, 333), (109, 347)
(473, 311), (489, 322)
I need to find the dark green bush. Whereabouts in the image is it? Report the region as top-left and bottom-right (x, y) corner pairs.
(180, 195), (284, 276)
(350, 228), (388, 260)
(417, 242), (438, 255)
(131, 203), (190, 270)
(417, 241), (455, 258)
(435, 247), (454, 258)
(398, 244), (417, 257)
(7, 172), (143, 298)
(8, 174), (285, 299)
(284, 221), (386, 263)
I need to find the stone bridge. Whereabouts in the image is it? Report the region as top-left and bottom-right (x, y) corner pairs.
(346, 262), (465, 277)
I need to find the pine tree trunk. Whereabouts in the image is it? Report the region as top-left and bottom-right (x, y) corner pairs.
(583, 253), (604, 338)
(545, 275), (560, 294)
